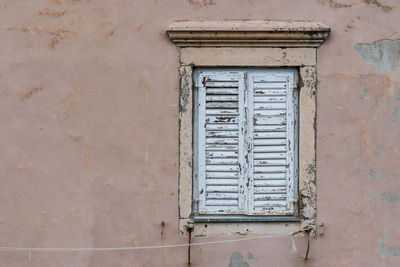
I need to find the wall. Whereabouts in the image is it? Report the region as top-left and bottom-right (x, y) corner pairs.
(0, 0), (399, 266)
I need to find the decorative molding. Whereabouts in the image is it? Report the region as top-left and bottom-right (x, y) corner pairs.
(167, 20), (330, 48)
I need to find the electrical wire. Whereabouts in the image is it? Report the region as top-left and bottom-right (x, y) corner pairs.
(0, 232), (296, 253)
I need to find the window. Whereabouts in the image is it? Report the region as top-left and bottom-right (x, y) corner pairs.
(167, 20), (329, 235)
(193, 68), (298, 218)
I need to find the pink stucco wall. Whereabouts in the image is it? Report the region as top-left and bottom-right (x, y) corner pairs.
(0, 0), (399, 266)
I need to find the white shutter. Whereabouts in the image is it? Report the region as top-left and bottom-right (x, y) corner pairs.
(248, 70), (298, 215)
(194, 68), (298, 217)
(195, 70), (246, 215)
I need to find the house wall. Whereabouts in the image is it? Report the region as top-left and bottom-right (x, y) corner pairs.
(0, 0), (399, 266)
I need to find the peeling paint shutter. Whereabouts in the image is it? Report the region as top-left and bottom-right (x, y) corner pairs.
(248, 71), (298, 215)
(195, 71), (245, 215)
(194, 69), (298, 216)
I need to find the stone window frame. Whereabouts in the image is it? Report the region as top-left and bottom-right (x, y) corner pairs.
(167, 21), (330, 236)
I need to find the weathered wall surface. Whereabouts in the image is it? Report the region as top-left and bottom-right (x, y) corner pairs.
(0, 0), (399, 266)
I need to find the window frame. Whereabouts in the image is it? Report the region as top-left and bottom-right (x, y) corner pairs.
(167, 20), (329, 236)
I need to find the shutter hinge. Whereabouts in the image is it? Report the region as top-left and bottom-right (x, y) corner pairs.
(244, 72), (247, 79)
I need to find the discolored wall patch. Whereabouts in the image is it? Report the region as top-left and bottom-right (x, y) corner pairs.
(229, 252), (251, 267)
(355, 39), (400, 73)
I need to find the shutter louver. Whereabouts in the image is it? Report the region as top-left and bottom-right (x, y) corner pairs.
(196, 72), (245, 214)
(249, 73), (297, 215)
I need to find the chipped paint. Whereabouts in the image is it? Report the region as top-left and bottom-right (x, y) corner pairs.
(247, 252), (255, 261)
(377, 229), (400, 259)
(317, 0), (352, 9)
(368, 194), (376, 201)
(354, 163), (362, 174)
(368, 169), (384, 181)
(355, 39), (400, 73)
(381, 192), (400, 204)
(229, 252), (251, 267)
(389, 107), (400, 123)
(18, 86), (43, 101)
(362, 85), (370, 100)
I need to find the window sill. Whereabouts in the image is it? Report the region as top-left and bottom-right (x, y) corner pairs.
(193, 216), (300, 223)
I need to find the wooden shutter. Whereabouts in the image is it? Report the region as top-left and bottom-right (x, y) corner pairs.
(194, 68), (298, 217)
(247, 70), (298, 215)
(195, 70), (245, 215)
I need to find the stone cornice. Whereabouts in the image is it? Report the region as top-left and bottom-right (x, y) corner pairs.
(167, 20), (330, 48)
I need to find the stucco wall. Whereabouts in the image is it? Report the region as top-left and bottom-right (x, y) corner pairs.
(0, 0), (399, 266)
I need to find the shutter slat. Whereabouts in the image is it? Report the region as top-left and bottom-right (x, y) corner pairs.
(254, 173), (286, 179)
(253, 96), (286, 102)
(254, 159), (287, 166)
(254, 89), (287, 96)
(254, 145), (286, 152)
(206, 131), (238, 138)
(254, 132), (286, 139)
(253, 139), (286, 146)
(205, 81), (239, 87)
(206, 138), (238, 144)
(207, 185), (239, 192)
(254, 125), (286, 132)
(206, 158), (238, 165)
(206, 192), (239, 199)
(206, 95), (239, 101)
(206, 109), (238, 115)
(254, 180), (286, 187)
(254, 116), (286, 125)
(254, 194), (287, 201)
(206, 124), (238, 131)
(206, 144), (239, 150)
(206, 178), (238, 185)
(254, 166), (287, 173)
(254, 103), (286, 109)
(206, 88), (239, 95)
(253, 152), (286, 159)
(252, 187), (286, 193)
(253, 201), (287, 208)
(206, 102), (239, 108)
(206, 200), (238, 206)
(206, 165), (239, 172)
(206, 151), (238, 158)
(253, 82), (286, 88)
(206, 172), (238, 178)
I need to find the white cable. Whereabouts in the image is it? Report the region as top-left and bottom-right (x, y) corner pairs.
(0, 232), (293, 252)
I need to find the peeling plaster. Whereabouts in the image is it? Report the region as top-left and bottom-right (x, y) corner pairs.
(179, 67), (191, 113)
(355, 39), (400, 73)
(377, 229), (400, 259)
(354, 162), (362, 174)
(362, 85), (370, 100)
(247, 253), (255, 261)
(390, 107), (400, 123)
(18, 85), (43, 101)
(229, 252), (251, 267)
(381, 192), (400, 204)
(368, 169), (384, 181)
